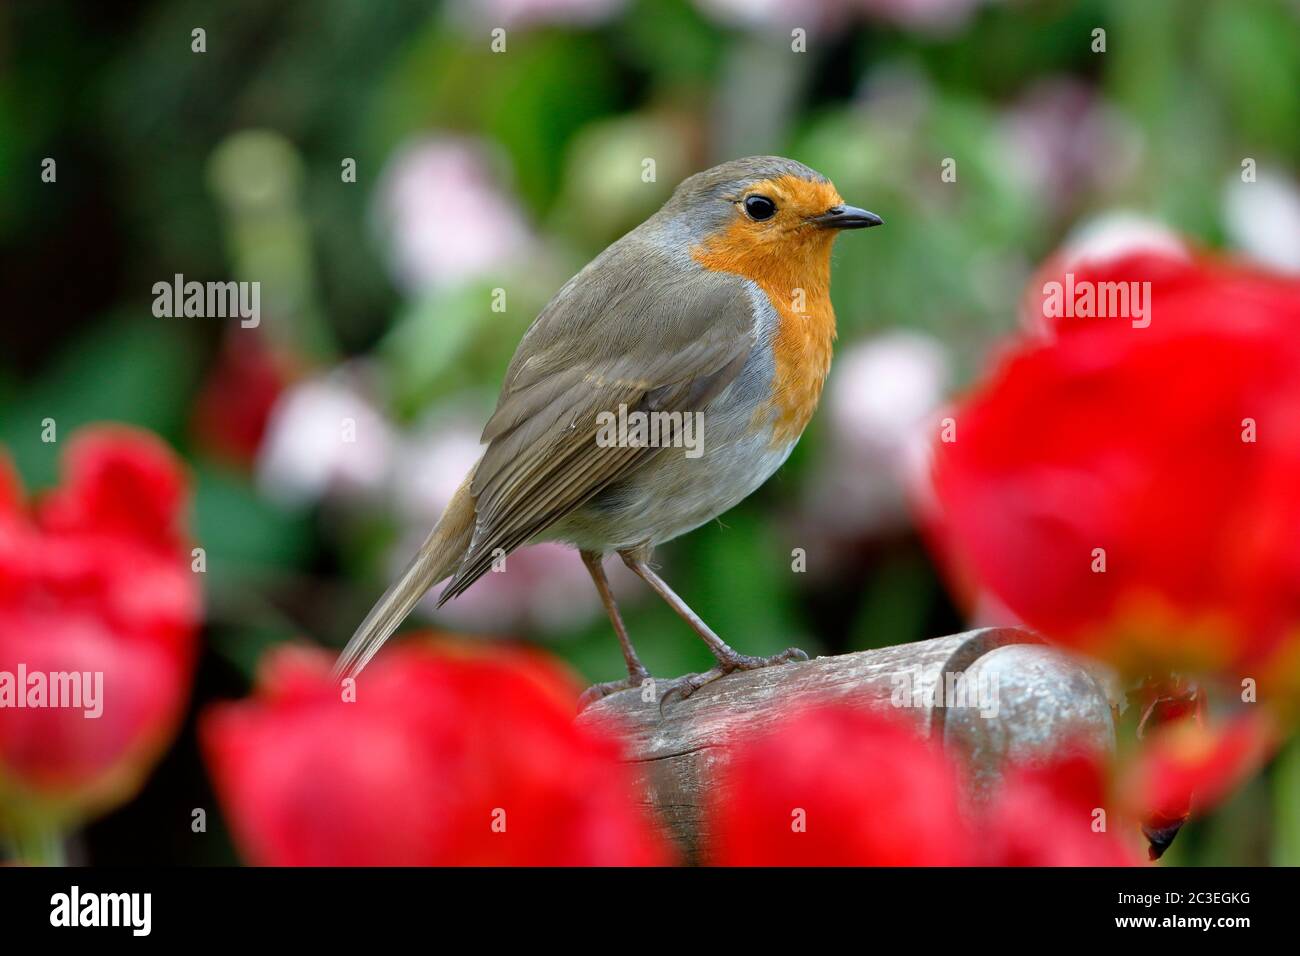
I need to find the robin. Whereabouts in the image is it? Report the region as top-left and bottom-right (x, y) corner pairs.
(333, 155), (882, 704)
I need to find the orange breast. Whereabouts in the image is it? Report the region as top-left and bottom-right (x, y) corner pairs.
(691, 189), (838, 446)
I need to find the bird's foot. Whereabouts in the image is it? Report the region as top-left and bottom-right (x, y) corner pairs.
(647, 668), (726, 713)
(576, 667), (729, 715)
(579, 649), (809, 713)
(577, 668), (654, 711)
(717, 646), (809, 674)
(653, 647), (809, 711)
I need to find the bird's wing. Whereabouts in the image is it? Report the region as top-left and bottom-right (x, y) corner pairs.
(439, 238), (757, 600)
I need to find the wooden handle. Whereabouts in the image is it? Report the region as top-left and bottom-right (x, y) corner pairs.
(576, 626), (1117, 861)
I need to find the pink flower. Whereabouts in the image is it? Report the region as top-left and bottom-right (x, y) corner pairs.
(451, 0), (627, 28)
(857, 0), (994, 33)
(1001, 79), (1142, 216)
(373, 137), (532, 295)
(809, 331), (951, 535)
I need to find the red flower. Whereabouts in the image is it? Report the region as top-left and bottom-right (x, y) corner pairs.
(201, 640), (672, 866)
(981, 745), (1143, 866)
(0, 426), (199, 832)
(932, 249), (1300, 689)
(1124, 709), (1276, 858)
(191, 331), (297, 467)
(707, 703), (1149, 866)
(708, 703), (973, 865)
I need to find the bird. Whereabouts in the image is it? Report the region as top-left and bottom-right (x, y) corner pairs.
(332, 155), (882, 705)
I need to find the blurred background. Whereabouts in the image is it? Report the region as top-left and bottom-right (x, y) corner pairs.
(2, 0), (1298, 864)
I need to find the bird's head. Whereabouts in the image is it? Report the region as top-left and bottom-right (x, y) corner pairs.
(657, 156), (882, 285)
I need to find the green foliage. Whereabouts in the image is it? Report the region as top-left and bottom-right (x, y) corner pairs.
(0, 316), (200, 488)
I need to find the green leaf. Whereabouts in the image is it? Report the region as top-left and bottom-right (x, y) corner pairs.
(0, 314), (200, 488)
(191, 462), (315, 578)
(850, 552), (937, 652)
(676, 509), (807, 660)
(1274, 737), (1300, 866)
(380, 283), (492, 418)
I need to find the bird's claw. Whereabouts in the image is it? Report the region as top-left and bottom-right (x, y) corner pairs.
(720, 646), (809, 673)
(580, 648), (809, 715)
(653, 647), (810, 714)
(577, 670), (653, 711)
(653, 667), (726, 714)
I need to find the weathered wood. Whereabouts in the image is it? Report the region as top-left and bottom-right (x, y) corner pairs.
(576, 626), (1117, 861)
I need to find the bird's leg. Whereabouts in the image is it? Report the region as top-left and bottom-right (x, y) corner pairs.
(618, 546), (807, 701)
(577, 550), (652, 709)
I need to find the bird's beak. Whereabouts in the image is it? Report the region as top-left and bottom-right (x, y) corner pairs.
(812, 205), (884, 230)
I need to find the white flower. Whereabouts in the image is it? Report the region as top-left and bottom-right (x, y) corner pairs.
(828, 331), (951, 455)
(1018, 212), (1188, 338)
(1222, 169), (1300, 274)
(257, 371), (396, 507)
(695, 0), (852, 32)
(1058, 211), (1188, 267)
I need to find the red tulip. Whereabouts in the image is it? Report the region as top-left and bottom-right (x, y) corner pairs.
(0, 426), (199, 839)
(1124, 709), (1276, 859)
(981, 745), (1143, 866)
(201, 640), (672, 866)
(932, 249), (1300, 690)
(707, 702), (1150, 866)
(708, 703), (973, 865)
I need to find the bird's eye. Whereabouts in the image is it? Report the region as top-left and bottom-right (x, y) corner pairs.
(742, 195), (777, 221)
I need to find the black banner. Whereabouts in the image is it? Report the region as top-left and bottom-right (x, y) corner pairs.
(0, 865), (1277, 942)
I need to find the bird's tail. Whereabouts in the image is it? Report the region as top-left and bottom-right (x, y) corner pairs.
(331, 466), (477, 683)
